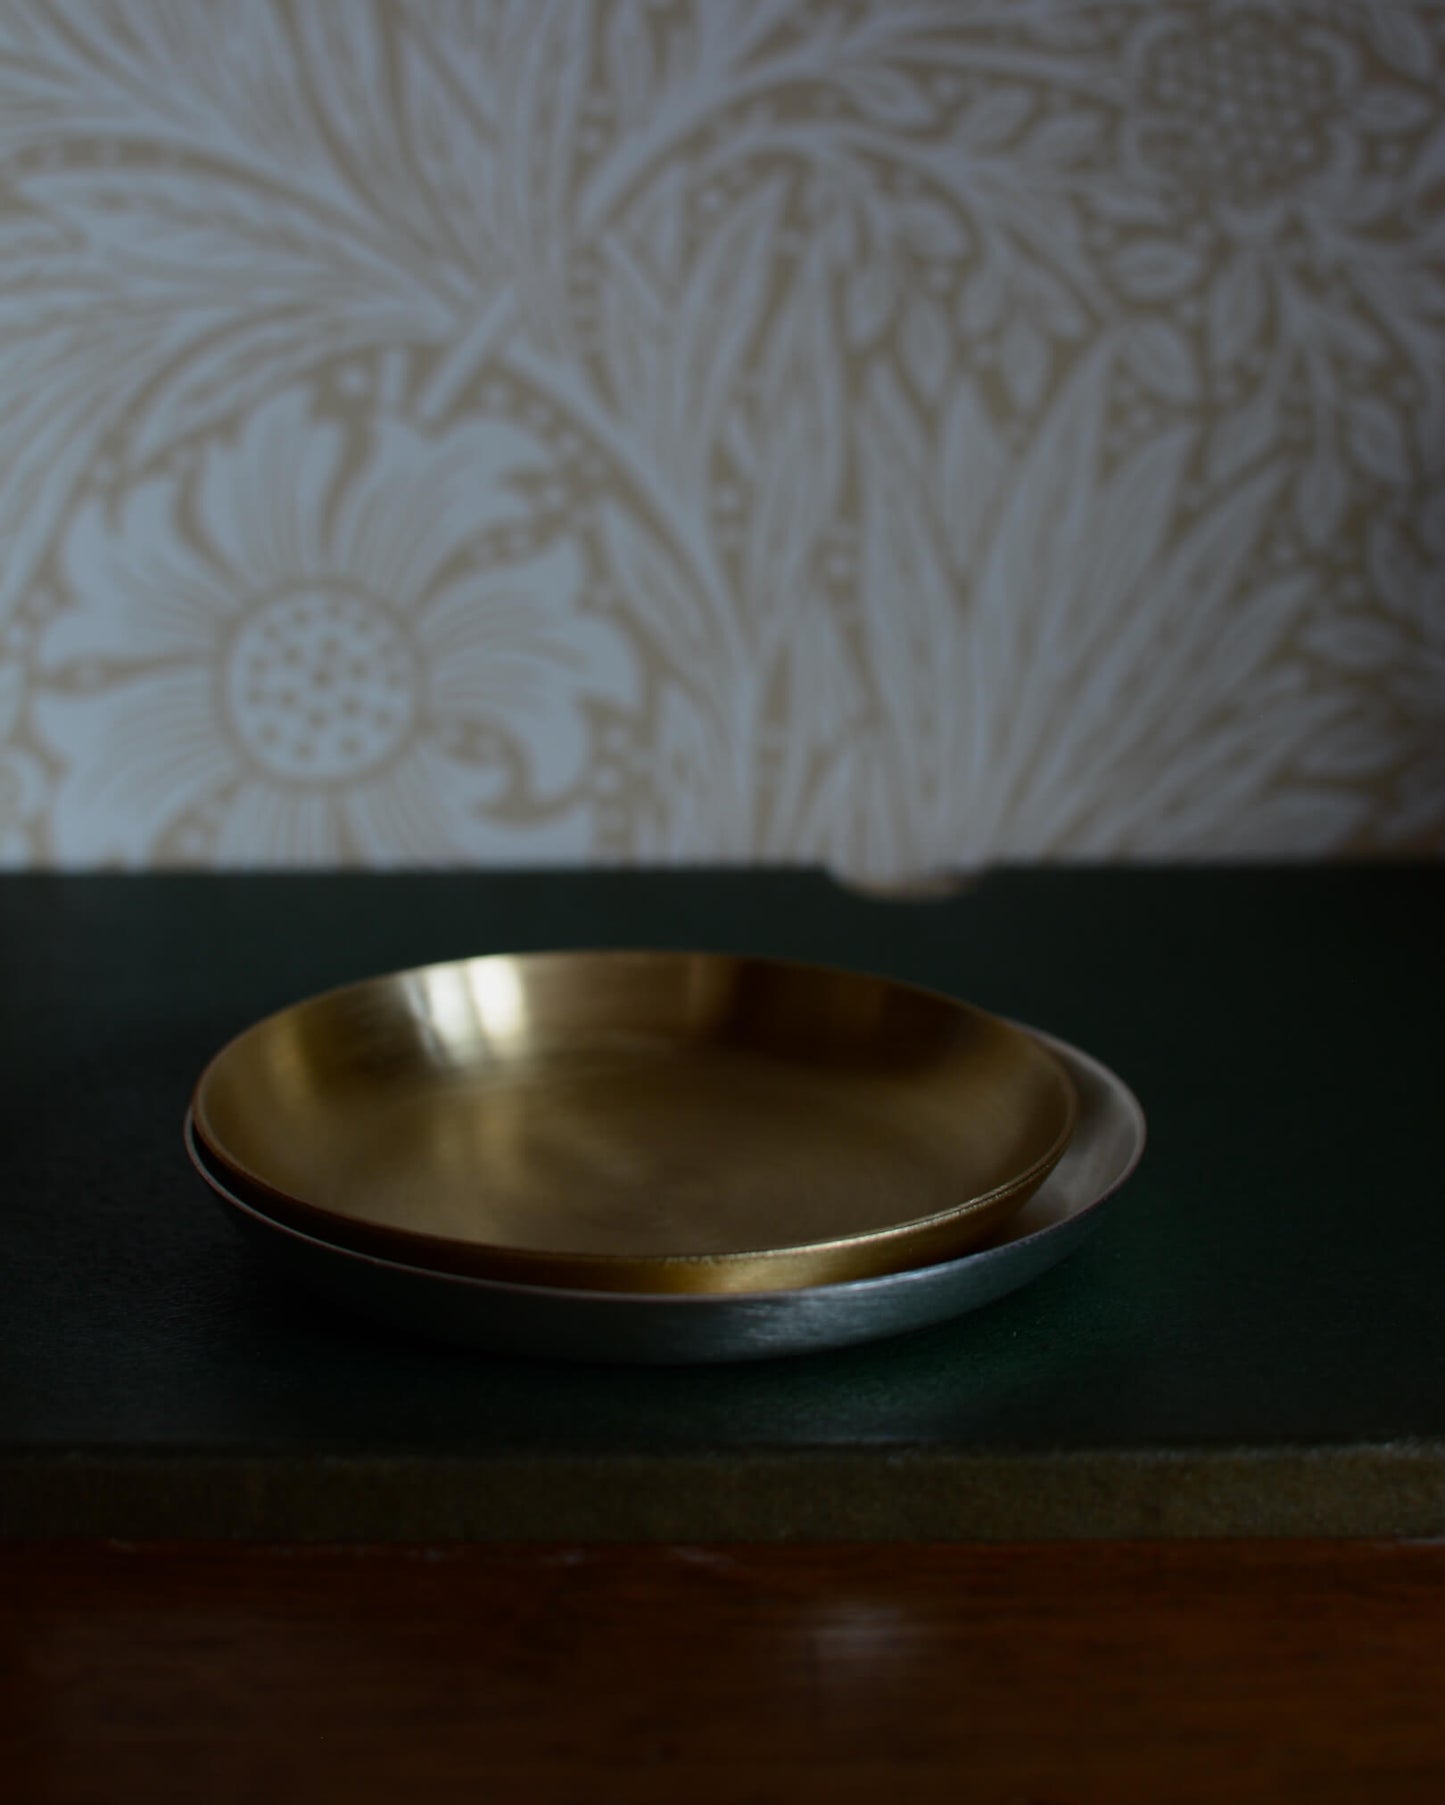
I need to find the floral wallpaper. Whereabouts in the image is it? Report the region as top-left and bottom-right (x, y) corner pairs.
(0, 0), (1441, 875)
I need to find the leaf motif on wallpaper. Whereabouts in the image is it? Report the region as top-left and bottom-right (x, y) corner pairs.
(897, 196), (971, 263)
(344, 0), (604, 383)
(1355, 85), (1437, 137)
(0, 0), (306, 155)
(999, 317), (1051, 412)
(844, 259), (896, 350)
(838, 343), (1358, 868)
(1013, 258), (1090, 345)
(1306, 612), (1410, 676)
(0, 5), (455, 614)
(1367, 519), (1434, 634)
(666, 177), (790, 503)
(1296, 710), (1407, 783)
(594, 168), (790, 618)
(1038, 475), (1365, 856)
(0, 212), (183, 618)
(1207, 255), (1268, 371)
(289, 1), (454, 240)
(1321, 298), (1390, 370)
(1124, 320), (1197, 404)
(604, 0), (656, 129)
(626, 157), (690, 292)
(1028, 108), (1106, 169)
(1364, 5), (1437, 82)
(394, 10), (506, 289)
(851, 363), (972, 858)
(901, 294), (953, 399)
(599, 235), (669, 437)
(0, 194), (438, 632)
(1207, 382), (1281, 487)
(0, 0), (612, 613)
(1111, 239), (1204, 304)
(955, 85), (1034, 153)
(0, 2), (439, 268)
(498, 0), (592, 340)
(938, 373), (1006, 577)
(957, 256), (1008, 338)
(1408, 118), (1445, 205)
(596, 501), (722, 675)
(26, 165), (447, 456)
(1296, 446), (1350, 550)
(745, 272), (857, 851)
(24, 161), (435, 299)
(838, 63), (936, 130)
(600, 236), (852, 853)
(1348, 397), (1413, 484)
(761, 594), (869, 860)
(638, 679), (747, 859)
(742, 253), (845, 652)
(982, 346), (1112, 641)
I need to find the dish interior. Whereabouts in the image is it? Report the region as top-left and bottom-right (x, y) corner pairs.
(194, 952), (1075, 1281)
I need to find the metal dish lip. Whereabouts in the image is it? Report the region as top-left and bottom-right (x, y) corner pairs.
(185, 1025), (1145, 1310)
(188, 948), (1080, 1284)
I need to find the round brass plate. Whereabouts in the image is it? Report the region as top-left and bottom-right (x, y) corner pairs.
(191, 951), (1077, 1294)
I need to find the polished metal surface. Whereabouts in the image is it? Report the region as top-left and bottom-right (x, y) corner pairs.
(186, 1030), (1144, 1364)
(192, 952), (1077, 1293)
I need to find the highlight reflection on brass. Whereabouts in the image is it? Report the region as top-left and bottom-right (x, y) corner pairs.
(191, 952), (1077, 1294)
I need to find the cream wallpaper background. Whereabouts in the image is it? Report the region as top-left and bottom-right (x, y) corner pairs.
(0, 0), (1441, 875)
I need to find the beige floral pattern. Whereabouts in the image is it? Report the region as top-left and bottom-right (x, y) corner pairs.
(35, 391), (636, 862)
(1132, 11), (1351, 206)
(0, 0), (1439, 873)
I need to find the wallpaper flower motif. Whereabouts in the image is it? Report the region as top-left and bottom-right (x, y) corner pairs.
(35, 390), (636, 861)
(0, 0), (1440, 873)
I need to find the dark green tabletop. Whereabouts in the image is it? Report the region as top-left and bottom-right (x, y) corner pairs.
(3, 867), (1442, 1540)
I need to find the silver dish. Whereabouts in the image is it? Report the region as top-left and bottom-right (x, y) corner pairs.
(185, 1028), (1144, 1364)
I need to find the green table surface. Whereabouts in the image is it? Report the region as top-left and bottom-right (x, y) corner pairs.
(2, 867), (1442, 1540)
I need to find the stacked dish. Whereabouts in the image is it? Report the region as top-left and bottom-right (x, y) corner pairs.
(186, 951), (1145, 1363)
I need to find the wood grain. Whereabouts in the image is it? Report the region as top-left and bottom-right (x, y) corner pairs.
(4, 1540), (1445, 1803)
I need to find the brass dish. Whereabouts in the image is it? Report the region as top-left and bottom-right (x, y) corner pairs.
(184, 1029), (1143, 1364)
(191, 951), (1077, 1295)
